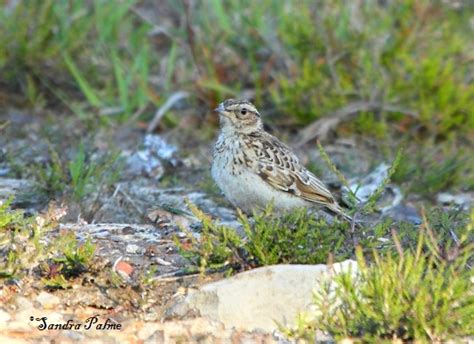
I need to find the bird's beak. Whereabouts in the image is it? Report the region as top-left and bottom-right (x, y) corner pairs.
(214, 103), (225, 113)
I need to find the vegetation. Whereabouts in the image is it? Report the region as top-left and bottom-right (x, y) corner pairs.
(283, 212), (474, 342)
(0, 197), (95, 287)
(33, 142), (123, 201)
(1, 1), (473, 136)
(180, 202), (386, 271)
(392, 142), (474, 196)
(0, 0), (155, 121)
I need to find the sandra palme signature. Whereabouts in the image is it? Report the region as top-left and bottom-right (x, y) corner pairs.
(29, 315), (122, 331)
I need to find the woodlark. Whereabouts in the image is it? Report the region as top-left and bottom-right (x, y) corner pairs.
(211, 99), (351, 221)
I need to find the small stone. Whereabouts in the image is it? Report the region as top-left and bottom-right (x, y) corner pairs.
(138, 323), (162, 340)
(384, 204), (421, 225)
(0, 178), (35, 203)
(126, 244), (145, 255)
(0, 335), (27, 344)
(437, 192), (474, 210)
(114, 260), (134, 279)
(0, 310), (11, 329)
(7, 320), (31, 332)
(144, 330), (165, 344)
(36, 291), (60, 309)
(15, 296), (34, 312)
(46, 312), (64, 324)
(145, 245), (158, 257)
(155, 257), (172, 266)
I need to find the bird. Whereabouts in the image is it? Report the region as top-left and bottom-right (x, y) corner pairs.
(211, 98), (352, 222)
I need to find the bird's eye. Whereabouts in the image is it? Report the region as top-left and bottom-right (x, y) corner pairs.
(240, 109), (247, 115)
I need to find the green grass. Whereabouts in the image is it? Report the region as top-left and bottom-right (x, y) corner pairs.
(0, 197), (43, 278)
(283, 211), (474, 342)
(32, 142), (123, 202)
(178, 203), (404, 273)
(392, 141), (474, 196)
(1, 1), (473, 139)
(0, 0), (160, 122)
(0, 197), (96, 288)
(41, 233), (96, 289)
(184, 0), (474, 138)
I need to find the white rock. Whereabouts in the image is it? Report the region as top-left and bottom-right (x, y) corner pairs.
(171, 260), (357, 333)
(0, 309), (11, 329)
(36, 291), (60, 309)
(0, 178), (34, 202)
(15, 296), (34, 312)
(0, 335), (27, 344)
(155, 257), (172, 266)
(126, 244), (145, 255)
(6, 320), (31, 332)
(138, 323), (162, 340)
(437, 192), (474, 210)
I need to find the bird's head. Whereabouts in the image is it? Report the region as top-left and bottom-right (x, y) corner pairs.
(214, 99), (262, 134)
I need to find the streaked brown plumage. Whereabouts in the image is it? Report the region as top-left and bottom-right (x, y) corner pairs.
(212, 99), (351, 221)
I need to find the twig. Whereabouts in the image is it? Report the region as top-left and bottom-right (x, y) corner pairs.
(126, 104), (147, 126)
(150, 269), (197, 282)
(449, 229), (460, 246)
(117, 188), (145, 217)
(391, 228), (404, 258)
(349, 211), (360, 246)
(129, 7), (173, 39)
(296, 101), (418, 146)
(0, 120), (10, 131)
(112, 184), (121, 198)
(147, 91), (189, 133)
(183, 0), (203, 76)
(151, 273), (198, 283)
(151, 263), (241, 282)
(314, 5), (340, 91)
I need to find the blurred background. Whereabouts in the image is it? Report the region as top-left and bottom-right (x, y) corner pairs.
(0, 2), (473, 340)
(0, 0), (473, 218)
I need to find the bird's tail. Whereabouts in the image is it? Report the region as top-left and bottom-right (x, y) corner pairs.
(326, 202), (357, 225)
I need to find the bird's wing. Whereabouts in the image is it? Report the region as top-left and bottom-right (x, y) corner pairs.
(245, 132), (338, 207)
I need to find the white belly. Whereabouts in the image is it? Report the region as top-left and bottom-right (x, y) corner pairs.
(211, 157), (308, 214)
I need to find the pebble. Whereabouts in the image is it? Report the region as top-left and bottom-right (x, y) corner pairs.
(0, 310), (11, 329)
(15, 296), (34, 312)
(114, 259), (134, 279)
(155, 257), (172, 266)
(126, 244), (145, 255)
(138, 323), (162, 340)
(36, 291), (60, 309)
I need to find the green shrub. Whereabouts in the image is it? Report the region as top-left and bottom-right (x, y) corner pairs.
(177, 201), (426, 274)
(188, 0), (473, 137)
(33, 142), (123, 201)
(283, 211), (474, 342)
(1, 197), (96, 284)
(392, 143), (473, 196)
